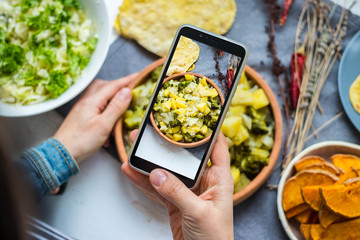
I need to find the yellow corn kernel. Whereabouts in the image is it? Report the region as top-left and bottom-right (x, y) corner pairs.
(181, 125), (187, 133)
(200, 125), (208, 135)
(201, 77), (207, 87)
(195, 102), (207, 112)
(163, 89), (170, 97)
(171, 98), (177, 110)
(162, 101), (171, 112)
(204, 105), (211, 115)
(210, 89), (218, 98)
(172, 126), (181, 133)
(175, 100), (186, 108)
(172, 134), (183, 142)
(185, 74), (194, 81)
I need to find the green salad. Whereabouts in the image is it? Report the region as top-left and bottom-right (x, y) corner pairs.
(0, 0), (98, 105)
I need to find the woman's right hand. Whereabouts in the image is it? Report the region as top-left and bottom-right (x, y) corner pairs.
(122, 131), (234, 240)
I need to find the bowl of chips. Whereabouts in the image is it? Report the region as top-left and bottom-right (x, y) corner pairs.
(277, 141), (360, 240)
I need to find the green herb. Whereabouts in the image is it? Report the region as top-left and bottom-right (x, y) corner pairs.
(46, 71), (68, 97)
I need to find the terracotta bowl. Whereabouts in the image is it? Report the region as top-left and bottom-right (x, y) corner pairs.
(277, 141), (360, 240)
(114, 58), (283, 206)
(149, 72), (225, 148)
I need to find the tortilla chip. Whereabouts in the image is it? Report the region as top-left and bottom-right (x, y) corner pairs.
(114, 0), (236, 56)
(166, 36), (199, 76)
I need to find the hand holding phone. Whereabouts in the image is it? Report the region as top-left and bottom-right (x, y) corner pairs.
(122, 131), (234, 240)
(129, 24), (248, 188)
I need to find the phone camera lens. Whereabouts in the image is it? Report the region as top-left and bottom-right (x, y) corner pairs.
(199, 34), (203, 38)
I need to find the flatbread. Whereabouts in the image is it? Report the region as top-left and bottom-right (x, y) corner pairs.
(115, 0), (236, 57)
(166, 36), (199, 76)
(349, 74), (360, 114)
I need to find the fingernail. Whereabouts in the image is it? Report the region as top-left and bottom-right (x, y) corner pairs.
(117, 88), (132, 101)
(150, 170), (167, 187)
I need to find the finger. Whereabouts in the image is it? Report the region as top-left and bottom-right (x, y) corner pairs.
(101, 87), (132, 127)
(129, 130), (138, 143)
(149, 169), (200, 213)
(121, 162), (165, 203)
(209, 132), (230, 168)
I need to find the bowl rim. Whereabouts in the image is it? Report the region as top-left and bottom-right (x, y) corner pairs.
(114, 59), (283, 205)
(277, 141), (360, 240)
(149, 72), (225, 148)
(0, 0), (111, 117)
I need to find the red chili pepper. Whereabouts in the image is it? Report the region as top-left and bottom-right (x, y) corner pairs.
(280, 0), (295, 26)
(290, 50), (306, 108)
(220, 50), (224, 57)
(226, 68), (234, 90)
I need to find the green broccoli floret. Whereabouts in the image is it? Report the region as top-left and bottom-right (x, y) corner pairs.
(163, 81), (171, 89)
(251, 119), (269, 135)
(183, 133), (193, 143)
(178, 80), (191, 92)
(46, 71), (68, 98)
(169, 119), (181, 127)
(210, 98), (220, 109)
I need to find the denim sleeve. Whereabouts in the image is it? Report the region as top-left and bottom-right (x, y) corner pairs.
(14, 138), (79, 199)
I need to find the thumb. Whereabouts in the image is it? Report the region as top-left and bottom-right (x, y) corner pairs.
(102, 87), (132, 126)
(149, 169), (200, 212)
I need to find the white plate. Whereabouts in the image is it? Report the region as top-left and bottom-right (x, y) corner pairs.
(0, 0), (110, 117)
(277, 141), (360, 240)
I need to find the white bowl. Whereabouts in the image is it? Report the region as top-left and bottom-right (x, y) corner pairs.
(0, 0), (110, 117)
(277, 141), (360, 240)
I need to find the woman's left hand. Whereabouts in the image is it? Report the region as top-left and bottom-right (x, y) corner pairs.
(54, 73), (137, 162)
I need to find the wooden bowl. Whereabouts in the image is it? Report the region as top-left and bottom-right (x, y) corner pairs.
(149, 72), (225, 148)
(277, 141), (360, 240)
(114, 58), (283, 206)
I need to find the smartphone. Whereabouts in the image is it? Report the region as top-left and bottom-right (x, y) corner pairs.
(129, 24), (248, 188)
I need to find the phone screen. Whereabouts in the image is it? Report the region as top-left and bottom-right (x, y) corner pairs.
(130, 26), (247, 187)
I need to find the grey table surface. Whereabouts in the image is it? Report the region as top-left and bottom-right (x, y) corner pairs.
(57, 0), (360, 239)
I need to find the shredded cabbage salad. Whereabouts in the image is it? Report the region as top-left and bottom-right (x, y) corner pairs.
(0, 0), (98, 105)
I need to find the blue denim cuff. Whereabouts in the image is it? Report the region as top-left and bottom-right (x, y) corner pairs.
(22, 138), (79, 193)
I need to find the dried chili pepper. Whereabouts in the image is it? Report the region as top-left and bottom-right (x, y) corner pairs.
(290, 48), (306, 108)
(226, 68), (234, 90)
(280, 0), (295, 26)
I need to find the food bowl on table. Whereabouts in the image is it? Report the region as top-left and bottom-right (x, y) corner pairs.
(0, 0), (110, 117)
(277, 141), (360, 240)
(149, 72), (224, 148)
(114, 58), (282, 205)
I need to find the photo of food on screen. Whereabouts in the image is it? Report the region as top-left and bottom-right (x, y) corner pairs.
(134, 36), (242, 179)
